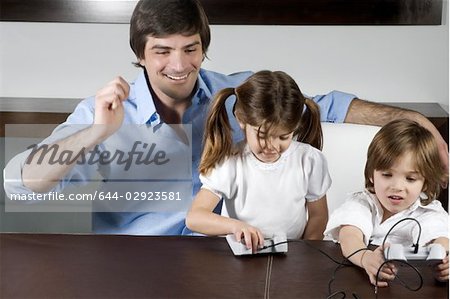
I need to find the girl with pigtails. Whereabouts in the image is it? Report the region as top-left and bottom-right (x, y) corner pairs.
(186, 70), (331, 252)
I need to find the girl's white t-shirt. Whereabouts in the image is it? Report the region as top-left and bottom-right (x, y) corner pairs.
(200, 141), (331, 239)
(325, 190), (449, 246)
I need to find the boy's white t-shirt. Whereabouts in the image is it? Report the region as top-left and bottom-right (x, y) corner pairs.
(324, 189), (449, 246)
(199, 141), (331, 239)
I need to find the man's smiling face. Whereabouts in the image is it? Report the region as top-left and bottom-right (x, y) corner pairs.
(140, 33), (203, 104)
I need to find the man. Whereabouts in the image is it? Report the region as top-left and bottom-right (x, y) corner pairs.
(4, 0), (448, 235)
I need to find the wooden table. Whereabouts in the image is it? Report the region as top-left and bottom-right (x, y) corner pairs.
(1, 234), (448, 298)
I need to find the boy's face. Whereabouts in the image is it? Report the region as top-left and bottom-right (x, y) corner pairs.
(372, 151), (425, 220)
(243, 124), (294, 163)
(139, 33), (203, 104)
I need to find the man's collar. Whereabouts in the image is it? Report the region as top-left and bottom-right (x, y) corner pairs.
(194, 69), (213, 105)
(131, 70), (158, 125)
(132, 69), (211, 125)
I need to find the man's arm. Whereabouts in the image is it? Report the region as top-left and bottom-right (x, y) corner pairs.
(345, 98), (449, 175)
(22, 77), (130, 193)
(22, 127), (105, 193)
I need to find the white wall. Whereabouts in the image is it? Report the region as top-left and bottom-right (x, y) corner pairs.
(0, 4), (448, 111)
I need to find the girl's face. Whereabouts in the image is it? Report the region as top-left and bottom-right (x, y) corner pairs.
(243, 124), (294, 163)
(371, 151), (425, 221)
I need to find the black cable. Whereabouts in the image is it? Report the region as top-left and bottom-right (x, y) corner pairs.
(262, 239), (368, 299)
(326, 291), (360, 299)
(262, 231), (425, 299)
(374, 217), (423, 298)
(260, 240), (288, 250)
(326, 291), (346, 299)
(262, 239), (352, 265)
(374, 259), (423, 299)
(326, 247), (371, 298)
(381, 217), (422, 254)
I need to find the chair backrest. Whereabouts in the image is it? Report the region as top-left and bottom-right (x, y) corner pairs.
(321, 123), (381, 215)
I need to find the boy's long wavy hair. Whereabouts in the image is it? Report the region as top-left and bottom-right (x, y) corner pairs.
(199, 70), (322, 175)
(364, 119), (446, 203)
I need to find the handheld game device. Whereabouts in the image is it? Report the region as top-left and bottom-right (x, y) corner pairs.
(384, 243), (446, 263)
(225, 233), (288, 256)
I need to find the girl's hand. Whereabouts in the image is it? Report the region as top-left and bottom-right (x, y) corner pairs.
(432, 255), (449, 281)
(233, 223), (265, 253)
(361, 246), (397, 287)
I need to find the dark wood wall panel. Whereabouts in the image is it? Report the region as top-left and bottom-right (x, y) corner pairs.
(0, 0), (443, 25)
(0, 112), (69, 137)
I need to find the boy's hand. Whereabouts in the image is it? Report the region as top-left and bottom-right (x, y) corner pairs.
(432, 255), (449, 282)
(233, 224), (265, 253)
(361, 245), (397, 287)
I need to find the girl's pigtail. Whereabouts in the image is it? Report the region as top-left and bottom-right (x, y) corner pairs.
(296, 98), (323, 150)
(199, 88), (236, 175)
